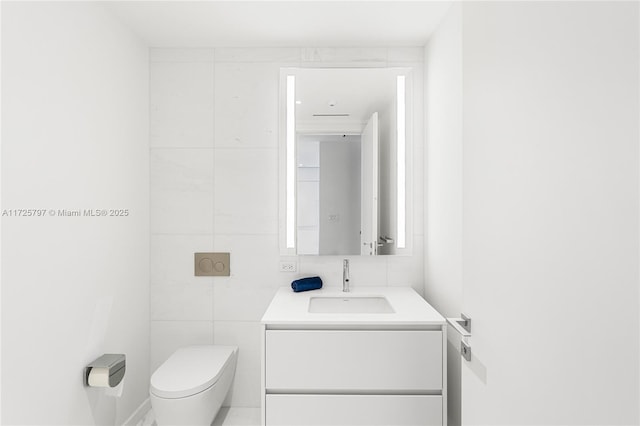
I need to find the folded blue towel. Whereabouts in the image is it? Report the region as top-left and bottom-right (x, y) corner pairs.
(291, 276), (323, 292)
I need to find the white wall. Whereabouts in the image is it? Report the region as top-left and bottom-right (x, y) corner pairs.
(1, 3), (149, 424)
(426, 2), (639, 425)
(424, 3), (463, 425)
(149, 47), (425, 408)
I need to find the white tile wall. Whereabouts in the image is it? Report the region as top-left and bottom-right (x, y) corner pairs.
(150, 48), (215, 63)
(149, 47), (425, 409)
(213, 149), (279, 235)
(388, 236), (425, 296)
(150, 61), (215, 148)
(212, 235), (281, 322)
(409, 63), (425, 237)
(215, 48), (300, 63)
(150, 320), (214, 373)
(387, 47), (425, 63)
(214, 322), (263, 407)
(214, 63), (280, 148)
(300, 255), (390, 288)
(151, 281), (214, 321)
(150, 148), (214, 234)
(301, 47), (388, 66)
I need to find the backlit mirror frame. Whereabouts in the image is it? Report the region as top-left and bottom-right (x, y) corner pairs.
(278, 67), (413, 256)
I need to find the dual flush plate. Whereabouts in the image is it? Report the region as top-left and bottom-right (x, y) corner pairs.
(194, 253), (230, 276)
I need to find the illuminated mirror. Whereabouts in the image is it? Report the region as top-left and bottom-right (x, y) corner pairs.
(279, 68), (412, 256)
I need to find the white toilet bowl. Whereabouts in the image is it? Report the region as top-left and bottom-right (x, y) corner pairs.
(150, 345), (238, 426)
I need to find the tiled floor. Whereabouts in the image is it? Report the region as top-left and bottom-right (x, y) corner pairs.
(213, 407), (261, 426)
(138, 407), (261, 426)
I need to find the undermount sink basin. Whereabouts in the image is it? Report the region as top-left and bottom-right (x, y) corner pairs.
(308, 296), (394, 314)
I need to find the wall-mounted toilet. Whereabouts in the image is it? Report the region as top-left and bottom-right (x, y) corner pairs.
(150, 345), (238, 426)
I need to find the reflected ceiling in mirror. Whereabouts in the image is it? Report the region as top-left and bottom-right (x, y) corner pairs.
(295, 68), (397, 134)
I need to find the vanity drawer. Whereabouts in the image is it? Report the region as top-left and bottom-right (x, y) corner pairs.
(265, 330), (442, 391)
(266, 394), (443, 426)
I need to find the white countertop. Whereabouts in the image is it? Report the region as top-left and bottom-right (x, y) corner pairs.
(261, 286), (446, 326)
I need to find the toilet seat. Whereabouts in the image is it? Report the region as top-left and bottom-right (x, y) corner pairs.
(150, 345), (237, 399)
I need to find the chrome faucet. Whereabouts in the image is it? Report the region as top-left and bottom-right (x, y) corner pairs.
(343, 259), (350, 292)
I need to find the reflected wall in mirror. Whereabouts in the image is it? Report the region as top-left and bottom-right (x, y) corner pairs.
(279, 67), (413, 256)
(297, 134), (361, 255)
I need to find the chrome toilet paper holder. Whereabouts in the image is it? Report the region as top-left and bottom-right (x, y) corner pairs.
(84, 354), (126, 387)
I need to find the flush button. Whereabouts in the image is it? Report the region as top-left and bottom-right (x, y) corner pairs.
(195, 253), (230, 276)
(198, 258), (214, 274)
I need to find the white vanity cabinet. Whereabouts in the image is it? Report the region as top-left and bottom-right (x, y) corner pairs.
(261, 287), (447, 426)
(266, 330), (442, 390)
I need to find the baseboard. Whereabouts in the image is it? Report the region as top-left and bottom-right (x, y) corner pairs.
(123, 397), (151, 426)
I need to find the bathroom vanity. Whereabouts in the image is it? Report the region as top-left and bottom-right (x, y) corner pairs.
(261, 287), (446, 426)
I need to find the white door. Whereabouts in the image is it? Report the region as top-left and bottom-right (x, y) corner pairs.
(453, 4), (639, 426)
(360, 112), (379, 256)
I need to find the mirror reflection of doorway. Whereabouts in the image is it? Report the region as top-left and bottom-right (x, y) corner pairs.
(296, 134), (361, 255)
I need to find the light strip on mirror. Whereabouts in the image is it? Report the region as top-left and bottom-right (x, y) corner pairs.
(397, 75), (406, 249)
(286, 75), (296, 249)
